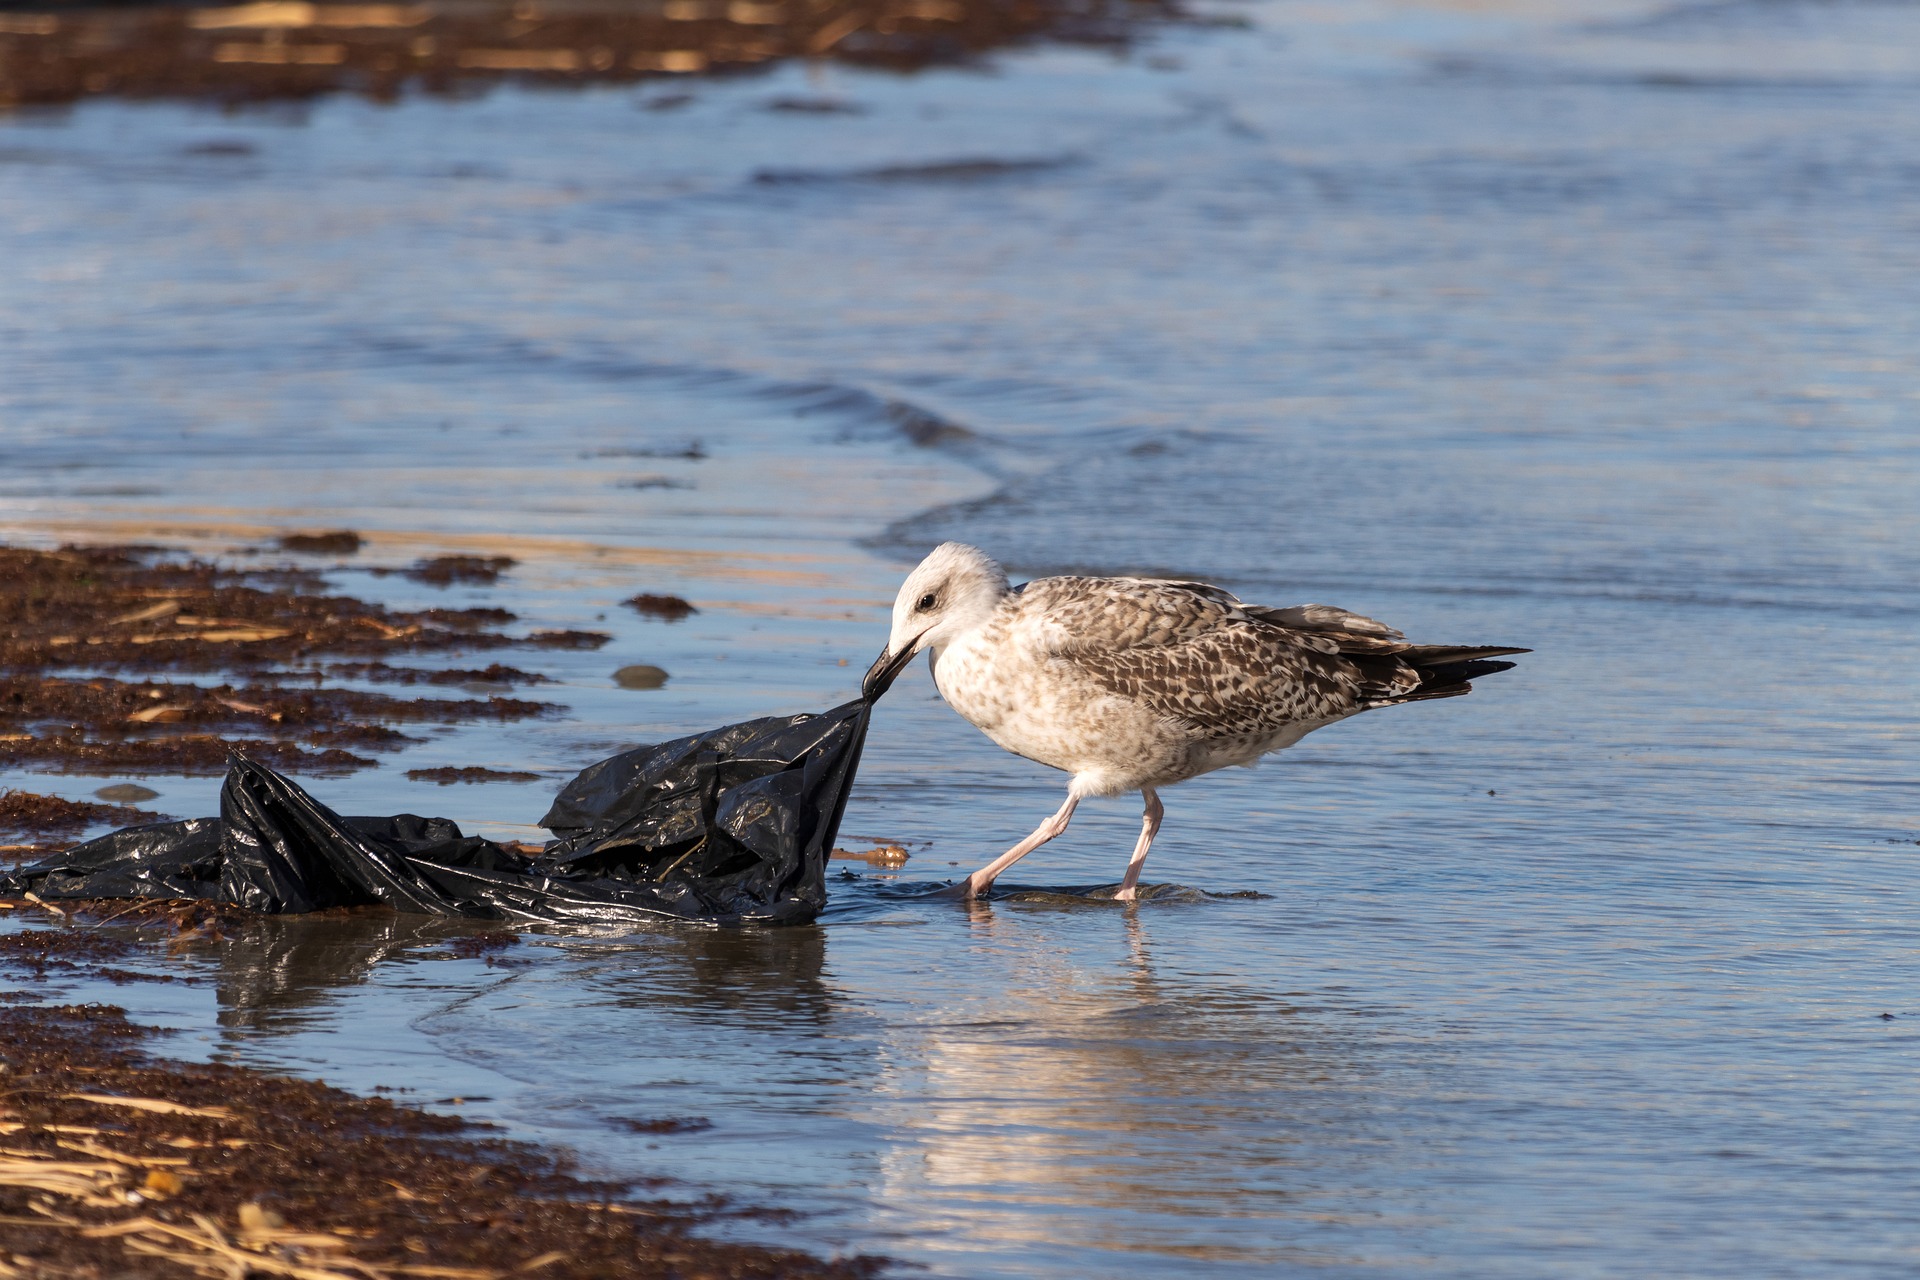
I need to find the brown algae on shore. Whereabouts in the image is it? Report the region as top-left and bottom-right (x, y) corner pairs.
(0, 0), (1179, 108)
(0, 995), (887, 1278)
(405, 765), (545, 784)
(622, 593), (698, 622)
(0, 887), (887, 1273)
(276, 531), (364, 556)
(1, 790), (166, 837)
(0, 543), (597, 776)
(378, 554), (519, 587)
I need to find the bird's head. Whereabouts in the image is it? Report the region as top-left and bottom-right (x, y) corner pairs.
(862, 542), (1010, 700)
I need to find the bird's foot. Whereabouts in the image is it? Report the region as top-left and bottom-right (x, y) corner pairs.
(1112, 885), (1138, 903)
(935, 875), (991, 901)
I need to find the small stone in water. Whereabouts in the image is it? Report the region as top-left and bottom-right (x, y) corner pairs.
(96, 783), (161, 802)
(613, 664), (669, 690)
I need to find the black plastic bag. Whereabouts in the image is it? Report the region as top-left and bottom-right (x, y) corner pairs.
(3, 700), (870, 926)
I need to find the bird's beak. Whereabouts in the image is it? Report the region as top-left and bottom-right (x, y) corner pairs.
(862, 641), (919, 702)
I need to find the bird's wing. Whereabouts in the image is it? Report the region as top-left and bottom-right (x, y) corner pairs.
(1243, 602), (1407, 653)
(1014, 577), (1416, 737)
(1021, 577), (1246, 653)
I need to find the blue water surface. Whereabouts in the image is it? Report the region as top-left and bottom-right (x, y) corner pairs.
(4, 1), (1919, 1275)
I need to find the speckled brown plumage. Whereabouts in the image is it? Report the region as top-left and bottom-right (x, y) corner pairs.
(1027, 576), (1416, 735)
(924, 569), (1523, 795)
(869, 543), (1527, 897)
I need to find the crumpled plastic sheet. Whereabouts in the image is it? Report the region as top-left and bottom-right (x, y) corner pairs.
(2, 699), (871, 926)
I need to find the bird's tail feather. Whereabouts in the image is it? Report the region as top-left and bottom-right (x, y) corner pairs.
(1393, 651), (1525, 704)
(1400, 644), (1531, 666)
(1349, 646), (1527, 707)
(1410, 656), (1518, 696)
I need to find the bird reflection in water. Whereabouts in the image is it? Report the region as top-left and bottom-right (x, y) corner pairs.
(873, 902), (1417, 1267)
(183, 896), (1443, 1272)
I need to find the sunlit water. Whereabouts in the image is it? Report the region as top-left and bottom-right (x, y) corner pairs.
(5, 0), (1920, 1275)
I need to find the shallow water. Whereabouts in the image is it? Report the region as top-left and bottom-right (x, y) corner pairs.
(5, 0), (1920, 1274)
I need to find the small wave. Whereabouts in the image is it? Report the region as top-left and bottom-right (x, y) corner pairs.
(1430, 54), (1867, 96)
(328, 327), (1001, 464)
(768, 379), (1001, 461)
(751, 154), (1079, 186)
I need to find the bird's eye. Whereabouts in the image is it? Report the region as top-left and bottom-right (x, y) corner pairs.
(916, 593), (937, 612)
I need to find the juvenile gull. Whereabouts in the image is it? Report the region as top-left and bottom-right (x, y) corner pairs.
(863, 543), (1527, 901)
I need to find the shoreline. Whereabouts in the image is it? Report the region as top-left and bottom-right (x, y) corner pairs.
(0, 534), (910, 1275)
(0, 944), (887, 1279)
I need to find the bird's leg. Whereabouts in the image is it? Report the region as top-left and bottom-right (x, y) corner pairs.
(1114, 787), (1164, 903)
(961, 794), (1080, 899)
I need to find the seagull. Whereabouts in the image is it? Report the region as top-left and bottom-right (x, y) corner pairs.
(862, 543), (1526, 901)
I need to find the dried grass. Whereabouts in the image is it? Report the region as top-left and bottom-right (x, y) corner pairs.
(0, 1136), (517, 1279)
